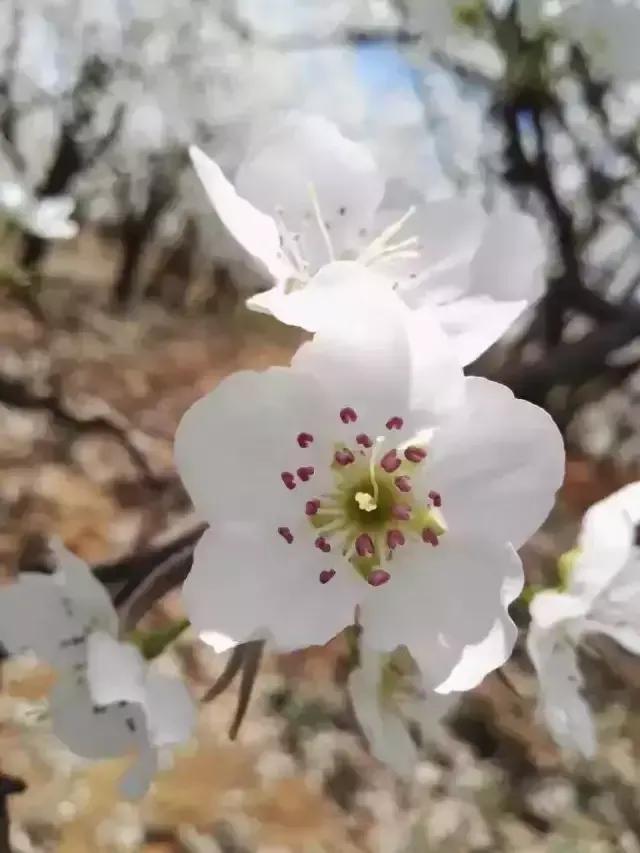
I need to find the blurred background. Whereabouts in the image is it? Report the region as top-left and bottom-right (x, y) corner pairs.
(1, 1), (640, 850)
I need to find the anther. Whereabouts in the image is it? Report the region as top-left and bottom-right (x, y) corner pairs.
(429, 490), (442, 507)
(315, 536), (331, 553)
(319, 569), (336, 584)
(281, 472), (296, 490)
(278, 527), (294, 544)
(305, 499), (320, 516)
(297, 432), (314, 448)
(387, 529), (405, 550)
(297, 466), (314, 482)
(422, 528), (439, 546)
(381, 449), (401, 473)
(340, 407), (358, 424)
(356, 533), (375, 557)
(394, 476), (412, 493)
(392, 504), (411, 521)
(356, 433), (373, 448)
(404, 446), (427, 463)
(335, 449), (355, 466)
(368, 569), (391, 587)
(386, 416), (404, 430)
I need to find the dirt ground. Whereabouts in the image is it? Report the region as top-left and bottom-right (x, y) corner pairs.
(1, 239), (640, 852)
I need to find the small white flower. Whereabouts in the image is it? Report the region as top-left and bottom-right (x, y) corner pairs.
(0, 542), (195, 797)
(348, 644), (455, 776)
(176, 280), (564, 692)
(191, 114), (545, 366)
(527, 482), (640, 758)
(0, 182), (78, 240)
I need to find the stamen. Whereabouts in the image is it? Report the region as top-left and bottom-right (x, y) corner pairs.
(340, 407), (358, 424)
(297, 466), (314, 482)
(394, 476), (412, 493)
(422, 528), (440, 546)
(281, 472), (296, 490)
(297, 432), (314, 448)
(315, 536), (331, 553)
(404, 446), (427, 463)
(356, 433), (373, 448)
(392, 504), (411, 521)
(357, 206), (417, 265)
(429, 490), (442, 507)
(386, 416), (403, 430)
(278, 527), (294, 544)
(305, 499), (321, 516)
(308, 183), (335, 262)
(335, 449), (355, 466)
(355, 533), (375, 557)
(387, 529), (405, 550)
(381, 450), (401, 473)
(319, 570), (336, 585)
(368, 569), (391, 587)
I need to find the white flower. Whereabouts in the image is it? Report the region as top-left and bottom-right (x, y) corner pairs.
(190, 114), (545, 366)
(0, 542), (195, 797)
(348, 644), (455, 776)
(176, 278), (564, 692)
(527, 482), (640, 758)
(0, 182), (78, 240)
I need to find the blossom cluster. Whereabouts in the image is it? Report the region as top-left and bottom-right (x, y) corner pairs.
(0, 108), (637, 795)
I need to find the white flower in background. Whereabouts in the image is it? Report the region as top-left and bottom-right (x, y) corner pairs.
(0, 182), (78, 240)
(176, 273), (564, 693)
(0, 542), (195, 797)
(348, 644), (455, 776)
(191, 114), (545, 366)
(527, 482), (640, 758)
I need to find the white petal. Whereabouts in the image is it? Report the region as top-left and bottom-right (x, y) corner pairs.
(86, 631), (147, 707)
(174, 366), (333, 525)
(142, 672), (196, 747)
(360, 538), (523, 692)
(236, 114), (384, 269)
(426, 377), (565, 550)
(182, 525), (363, 653)
(529, 590), (588, 633)
(190, 145), (295, 283)
(51, 539), (118, 636)
(120, 743), (158, 799)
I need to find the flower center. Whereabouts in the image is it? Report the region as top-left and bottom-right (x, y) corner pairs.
(277, 406), (447, 588)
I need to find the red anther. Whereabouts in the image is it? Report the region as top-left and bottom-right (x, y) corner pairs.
(429, 490), (442, 507)
(380, 449), (401, 473)
(340, 407), (358, 424)
(297, 466), (314, 482)
(297, 432), (314, 448)
(356, 433), (373, 448)
(305, 499), (320, 516)
(315, 536), (331, 553)
(355, 533), (375, 557)
(368, 569), (391, 587)
(404, 446), (427, 463)
(278, 527), (294, 544)
(334, 449), (355, 466)
(391, 504), (411, 521)
(386, 416), (404, 430)
(319, 569), (336, 584)
(387, 529), (405, 550)
(394, 476), (412, 493)
(422, 528), (439, 546)
(281, 472), (296, 490)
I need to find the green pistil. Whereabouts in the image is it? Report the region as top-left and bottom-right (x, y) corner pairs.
(557, 547), (581, 591)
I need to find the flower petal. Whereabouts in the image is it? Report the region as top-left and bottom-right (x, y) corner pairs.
(86, 631), (147, 707)
(426, 377), (565, 549)
(51, 539), (118, 636)
(190, 145), (295, 283)
(143, 672), (196, 747)
(182, 525), (363, 653)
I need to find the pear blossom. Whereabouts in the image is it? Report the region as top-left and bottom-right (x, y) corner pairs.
(0, 542), (195, 797)
(190, 113), (545, 366)
(348, 644), (455, 776)
(0, 182), (79, 240)
(176, 273), (564, 693)
(527, 482), (640, 758)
